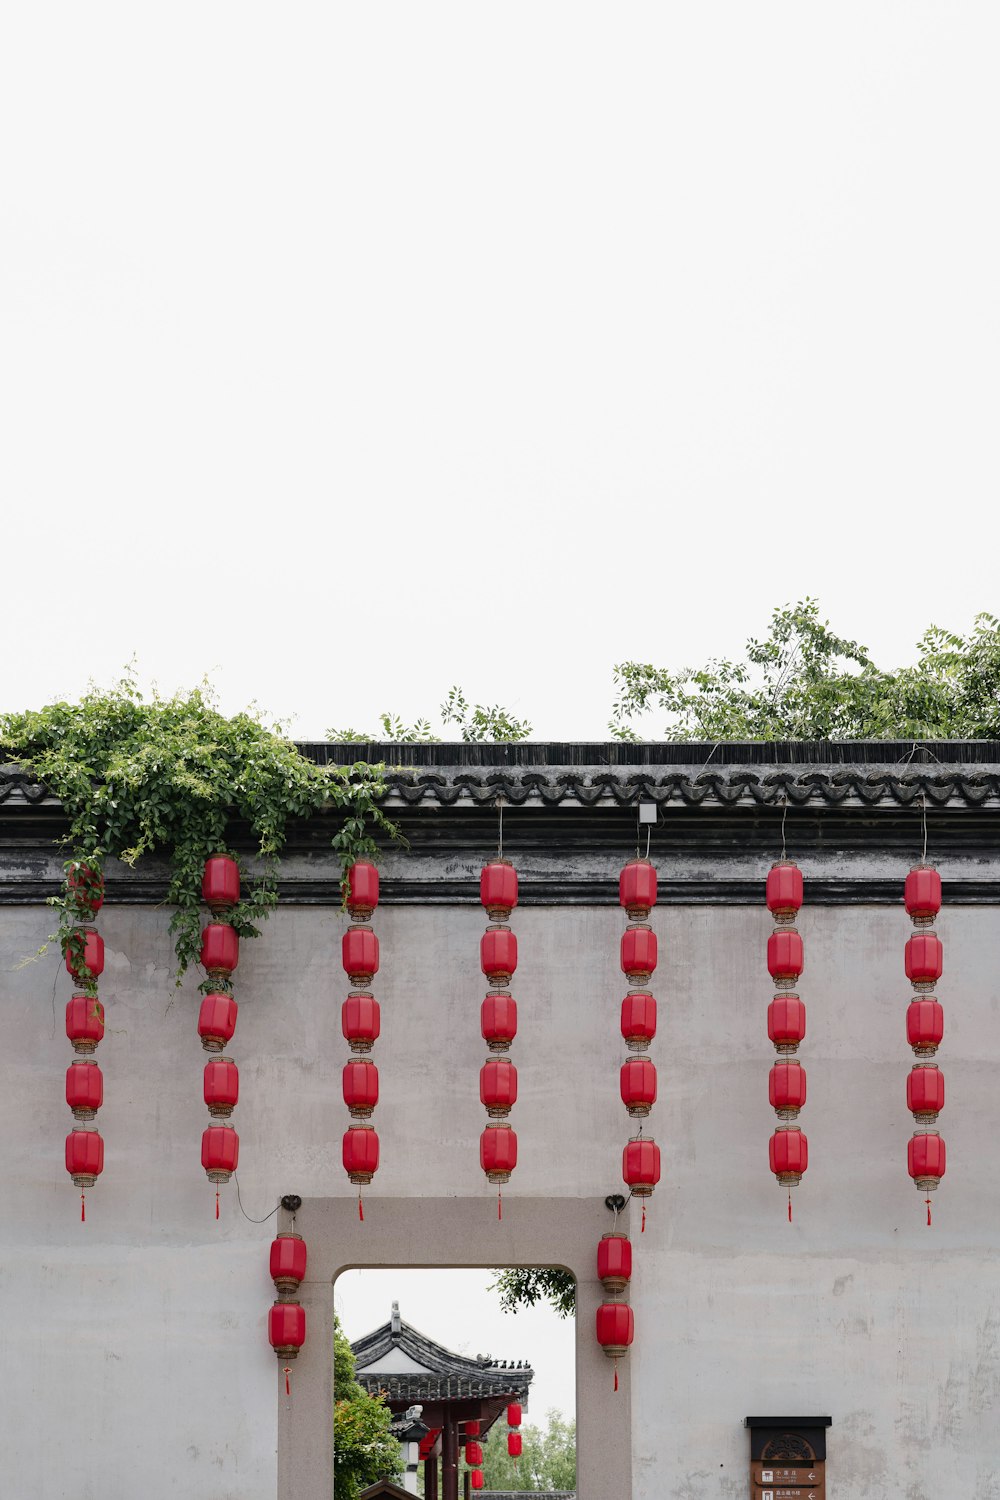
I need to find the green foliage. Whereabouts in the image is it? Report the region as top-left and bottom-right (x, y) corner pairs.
(491, 1267), (576, 1318)
(610, 601), (1000, 741)
(480, 1408), (576, 1492)
(0, 674), (393, 985)
(333, 1315), (401, 1500)
(329, 686), (533, 744)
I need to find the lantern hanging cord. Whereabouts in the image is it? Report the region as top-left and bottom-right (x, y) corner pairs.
(780, 793), (788, 862)
(233, 1174), (281, 1225)
(497, 797), (504, 860)
(921, 792), (928, 864)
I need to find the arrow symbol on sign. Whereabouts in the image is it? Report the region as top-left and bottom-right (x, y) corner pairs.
(808, 1492), (817, 1499)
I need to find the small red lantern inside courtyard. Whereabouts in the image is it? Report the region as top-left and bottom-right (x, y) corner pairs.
(470, 1472), (484, 1492)
(620, 859), (657, 920)
(200, 923), (239, 980)
(343, 927), (379, 987)
(481, 993), (517, 1052)
(480, 859), (518, 922)
(268, 1300), (306, 1358)
(198, 992), (239, 1052)
(66, 1060), (103, 1121)
(203, 1057), (239, 1118)
(480, 1057), (517, 1118)
(66, 995), (105, 1054)
(465, 1440), (483, 1466)
(342, 993), (381, 1053)
(65, 929), (104, 983)
(596, 1302), (634, 1390)
(620, 992), (657, 1051)
(269, 1233), (307, 1294)
(621, 926), (657, 985)
(346, 861), (380, 922)
(597, 1232), (632, 1294)
(343, 1058), (379, 1119)
(506, 1403), (522, 1428)
(202, 855), (240, 912)
(507, 1432), (523, 1458)
(620, 1056), (657, 1117)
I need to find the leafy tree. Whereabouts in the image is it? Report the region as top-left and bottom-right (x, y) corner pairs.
(329, 687), (532, 744)
(480, 1408), (576, 1492)
(491, 1268), (576, 1318)
(333, 1315), (401, 1500)
(610, 600), (1000, 741)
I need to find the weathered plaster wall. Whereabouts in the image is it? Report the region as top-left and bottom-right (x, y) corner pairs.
(2, 895), (998, 1498)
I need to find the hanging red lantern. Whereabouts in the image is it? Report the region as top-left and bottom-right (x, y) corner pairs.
(66, 995), (105, 1054)
(198, 992), (239, 1052)
(343, 1058), (379, 1119)
(767, 994), (806, 1054)
(66, 1061), (103, 1121)
(268, 1301), (306, 1359)
(596, 1302), (634, 1362)
(343, 927), (379, 986)
(470, 1473), (484, 1492)
(343, 1125), (380, 1184)
(202, 855), (240, 912)
(201, 1124), (239, 1182)
(620, 1056), (657, 1117)
(345, 861), (380, 922)
(480, 1057), (517, 1118)
(465, 1421), (481, 1437)
(623, 1137), (660, 1196)
(620, 992), (656, 1051)
(769, 1125), (808, 1184)
(270, 1233), (307, 1293)
(908, 1130), (946, 1191)
(766, 862), (803, 919)
(907, 1064), (944, 1122)
(621, 925), (657, 984)
(769, 1060), (806, 1120)
(481, 927), (517, 986)
(906, 997), (944, 1056)
(342, 993), (381, 1053)
(65, 928), (104, 983)
(480, 1123), (517, 1183)
(506, 1403), (522, 1427)
(507, 1432), (522, 1458)
(200, 923), (239, 980)
(465, 1440), (484, 1466)
(905, 866), (942, 924)
(597, 1232), (632, 1293)
(480, 860), (518, 922)
(66, 862), (105, 914)
(905, 932), (943, 989)
(204, 1057), (239, 1118)
(766, 929), (803, 986)
(66, 1127), (104, 1185)
(481, 992), (517, 1052)
(620, 859), (657, 920)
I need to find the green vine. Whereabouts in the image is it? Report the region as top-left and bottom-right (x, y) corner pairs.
(0, 675), (395, 987)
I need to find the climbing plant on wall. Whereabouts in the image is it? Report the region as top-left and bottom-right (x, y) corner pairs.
(0, 675), (394, 985)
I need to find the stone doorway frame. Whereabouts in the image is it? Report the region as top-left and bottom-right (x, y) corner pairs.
(276, 1195), (632, 1500)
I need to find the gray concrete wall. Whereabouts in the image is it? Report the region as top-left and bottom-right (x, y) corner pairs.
(1, 896), (997, 1497)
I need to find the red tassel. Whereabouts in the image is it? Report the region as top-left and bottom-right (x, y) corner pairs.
(788, 1190), (792, 1223)
(358, 1193), (364, 1222)
(215, 1189), (220, 1221)
(641, 1202), (646, 1233)
(81, 1190), (86, 1223)
(284, 1365), (291, 1396)
(926, 1197), (932, 1227)
(613, 1360), (619, 1393)
(498, 1190), (503, 1222)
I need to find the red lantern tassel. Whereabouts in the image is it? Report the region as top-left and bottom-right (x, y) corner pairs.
(215, 1189), (220, 1221)
(358, 1192), (364, 1222)
(81, 1190), (86, 1223)
(613, 1359), (619, 1393)
(788, 1190), (792, 1223)
(926, 1197), (932, 1227)
(641, 1202), (646, 1233)
(284, 1365), (291, 1396)
(498, 1189), (503, 1222)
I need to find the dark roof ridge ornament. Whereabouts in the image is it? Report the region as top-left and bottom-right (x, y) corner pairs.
(391, 1300), (401, 1336)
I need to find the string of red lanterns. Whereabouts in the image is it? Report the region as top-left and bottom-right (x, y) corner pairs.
(268, 1230), (307, 1395)
(64, 862), (106, 1222)
(619, 857), (660, 1235)
(904, 860), (946, 1224)
(766, 859), (808, 1220)
(507, 1400), (523, 1457)
(199, 856), (241, 1218)
(480, 837), (518, 1219)
(342, 862), (381, 1220)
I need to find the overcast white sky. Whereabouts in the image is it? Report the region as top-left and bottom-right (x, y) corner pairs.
(3, 3), (998, 744)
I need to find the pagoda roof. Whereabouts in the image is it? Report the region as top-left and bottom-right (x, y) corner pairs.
(352, 1304), (533, 1405)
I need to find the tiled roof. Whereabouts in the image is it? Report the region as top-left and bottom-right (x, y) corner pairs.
(352, 1314), (533, 1404)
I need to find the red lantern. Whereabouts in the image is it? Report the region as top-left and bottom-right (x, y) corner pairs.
(270, 1233), (307, 1293)
(201, 1124), (239, 1182)
(346, 861), (380, 922)
(767, 994), (806, 1054)
(905, 865), (942, 925)
(908, 1130), (946, 1190)
(766, 861), (803, 919)
(200, 923), (238, 979)
(769, 1060), (806, 1120)
(65, 1127), (104, 1186)
(480, 1057), (517, 1118)
(198, 992), (239, 1052)
(480, 860), (518, 922)
(767, 929), (803, 985)
(343, 926), (379, 986)
(465, 1440), (484, 1465)
(465, 1421), (481, 1437)
(343, 1058), (379, 1119)
(480, 1124), (517, 1184)
(623, 1137), (660, 1196)
(342, 993), (381, 1053)
(620, 1056), (657, 1118)
(470, 1473), (484, 1492)
(481, 926), (517, 986)
(343, 1125), (379, 1184)
(66, 1061), (103, 1121)
(65, 928), (104, 983)
(204, 1057), (239, 1118)
(620, 859), (657, 920)
(507, 1432), (523, 1457)
(596, 1302), (634, 1357)
(66, 862), (104, 914)
(621, 925), (657, 984)
(907, 1064), (944, 1122)
(268, 1300), (306, 1358)
(506, 1403), (522, 1427)
(202, 855), (240, 912)
(620, 992), (657, 1052)
(66, 995), (105, 1054)
(907, 998), (944, 1056)
(597, 1232), (632, 1293)
(769, 1125), (808, 1184)
(481, 992), (517, 1052)
(905, 932), (943, 988)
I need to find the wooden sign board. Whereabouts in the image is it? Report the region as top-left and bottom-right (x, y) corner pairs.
(751, 1459), (825, 1499)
